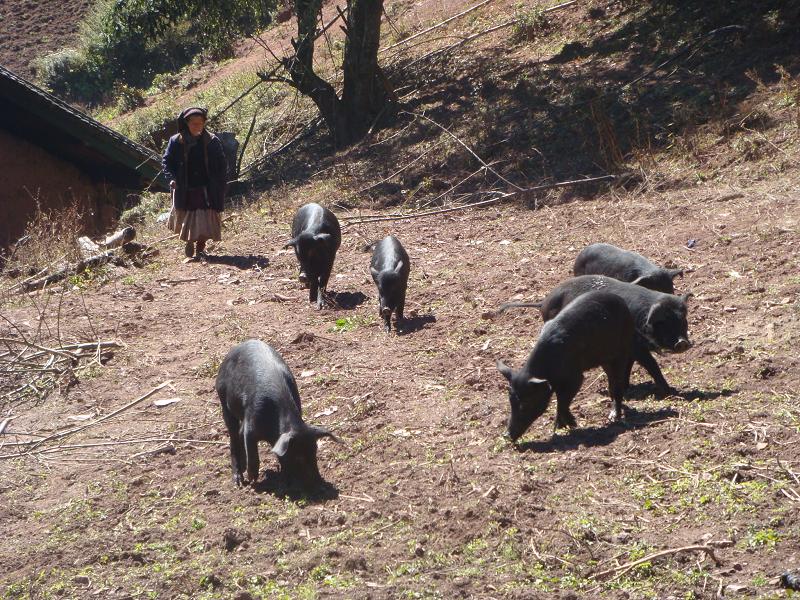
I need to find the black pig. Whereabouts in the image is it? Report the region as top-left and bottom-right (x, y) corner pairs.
(370, 236), (410, 332)
(286, 203), (342, 309)
(216, 339), (337, 488)
(500, 275), (692, 393)
(497, 291), (635, 440)
(574, 243), (683, 294)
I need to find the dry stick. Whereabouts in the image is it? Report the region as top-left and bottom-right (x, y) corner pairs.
(402, 0), (578, 69)
(408, 111), (524, 190)
(591, 544), (720, 581)
(380, 0), (496, 53)
(351, 141), (445, 196)
(0, 338), (78, 361)
(416, 162), (502, 210)
(10, 381), (172, 454)
(341, 174), (615, 226)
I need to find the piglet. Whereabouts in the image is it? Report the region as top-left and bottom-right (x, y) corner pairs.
(370, 236), (410, 332)
(497, 291), (635, 440)
(573, 243), (683, 294)
(286, 203), (342, 309)
(216, 339), (337, 489)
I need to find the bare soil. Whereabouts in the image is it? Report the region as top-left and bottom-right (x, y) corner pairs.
(1, 179), (798, 598)
(0, 0), (91, 78)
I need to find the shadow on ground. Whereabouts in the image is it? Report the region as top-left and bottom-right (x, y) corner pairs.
(398, 313), (437, 335)
(253, 468), (340, 502)
(202, 254), (270, 269)
(330, 291), (368, 310)
(516, 406), (678, 453)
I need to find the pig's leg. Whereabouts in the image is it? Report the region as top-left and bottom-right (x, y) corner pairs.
(242, 423), (260, 484)
(554, 377), (582, 430)
(318, 266), (332, 309)
(603, 361), (628, 422)
(634, 345), (671, 393)
(396, 293), (406, 331)
(309, 280), (319, 305)
(220, 402), (246, 486)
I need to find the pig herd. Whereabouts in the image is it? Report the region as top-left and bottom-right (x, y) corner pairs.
(217, 202), (693, 489)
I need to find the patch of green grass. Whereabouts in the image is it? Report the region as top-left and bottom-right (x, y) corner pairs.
(330, 315), (374, 333)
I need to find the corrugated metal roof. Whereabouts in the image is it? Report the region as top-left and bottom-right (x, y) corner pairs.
(0, 64), (169, 192)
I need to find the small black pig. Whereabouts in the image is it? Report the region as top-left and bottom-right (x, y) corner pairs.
(500, 275), (692, 393)
(286, 203), (342, 309)
(216, 339), (337, 489)
(497, 291), (635, 440)
(370, 236), (410, 332)
(574, 243), (683, 294)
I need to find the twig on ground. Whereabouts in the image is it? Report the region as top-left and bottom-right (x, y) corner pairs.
(591, 544), (721, 581)
(341, 174), (615, 226)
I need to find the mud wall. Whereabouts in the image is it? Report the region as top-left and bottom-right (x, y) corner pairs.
(0, 128), (122, 249)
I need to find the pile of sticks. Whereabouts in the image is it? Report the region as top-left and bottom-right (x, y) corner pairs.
(0, 337), (121, 406)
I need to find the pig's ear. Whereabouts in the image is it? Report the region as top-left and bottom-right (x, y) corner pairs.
(393, 260), (404, 274)
(630, 274), (652, 287)
(669, 269), (684, 280)
(496, 360), (514, 382)
(314, 233), (332, 243)
(370, 266), (381, 280)
(645, 302), (669, 326)
(284, 238), (297, 249)
(307, 425), (343, 444)
(272, 432), (296, 457)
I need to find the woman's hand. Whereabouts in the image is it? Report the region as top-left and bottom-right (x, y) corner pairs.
(170, 180), (176, 191)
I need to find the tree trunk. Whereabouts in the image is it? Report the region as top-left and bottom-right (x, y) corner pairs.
(288, 0), (391, 147)
(341, 0), (388, 140)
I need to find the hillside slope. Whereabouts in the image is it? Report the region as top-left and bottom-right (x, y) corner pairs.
(2, 0), (800, 598)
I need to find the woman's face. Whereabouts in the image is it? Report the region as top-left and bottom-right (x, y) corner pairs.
(186, 115), (206, 136)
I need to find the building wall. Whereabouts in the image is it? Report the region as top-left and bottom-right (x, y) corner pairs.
(0, 128), (122, 249)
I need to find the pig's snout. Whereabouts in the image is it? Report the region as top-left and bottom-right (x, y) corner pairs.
(674, 338), (691, 353)
(380, 306), (392, 318)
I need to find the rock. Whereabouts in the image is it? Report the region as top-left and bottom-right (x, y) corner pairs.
(141, 291), (154, 302)
(223, 528), (249, 552)
(73, 575), (90, 585)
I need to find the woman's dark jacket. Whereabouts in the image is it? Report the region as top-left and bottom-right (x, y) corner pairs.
(162, 131), (228, 212)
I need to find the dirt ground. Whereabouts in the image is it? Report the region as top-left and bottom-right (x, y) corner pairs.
(1, 178), (798, 599)
(0, 0), (91, 78)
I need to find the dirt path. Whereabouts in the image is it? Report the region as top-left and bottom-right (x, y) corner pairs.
(1, 180), (798, 598)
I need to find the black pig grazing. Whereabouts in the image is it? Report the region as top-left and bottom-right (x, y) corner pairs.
(286, 203), (342, 309)
(370, 236), (410, 332)
(497, 291), (635, 440)
(574, 243), (683, 294)
(216, 339), (337, 489)
(500, 275), (692, 393)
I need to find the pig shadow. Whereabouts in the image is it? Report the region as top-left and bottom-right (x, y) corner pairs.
(397, 314), (437, 335)
(515, 406), (678, 454)
(626, 383), (737, 402)
(202, 254), (270, 270)
(328, 291), (368, 310)
(253, 468), (340, 502)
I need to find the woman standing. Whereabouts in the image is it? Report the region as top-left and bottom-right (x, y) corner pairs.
(162, 107), (228, 259)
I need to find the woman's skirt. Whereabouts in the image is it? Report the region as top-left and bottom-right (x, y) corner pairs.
(167, 188), (222, 242)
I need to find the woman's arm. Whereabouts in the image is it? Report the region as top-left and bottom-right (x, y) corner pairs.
(162, 137), (180, 184)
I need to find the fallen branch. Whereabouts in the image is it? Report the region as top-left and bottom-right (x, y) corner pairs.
(2, 381), (172, 456)
(381, 0), (496, 53)
(342, 174), (615, 226)
(407, 111), (524, 191)
(18, 250), (118, 294)
(591, 544), (721, 581)
(402, 0), (578, 69)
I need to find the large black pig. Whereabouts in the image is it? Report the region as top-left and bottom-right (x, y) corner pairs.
(370, 235), (410, 333)
(573, 243), (683, 294)
(286, 203), (341, 309)
(216, 339), (337, 489)
(499, 275), (692, 393)
(497, 291), (635, 440)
